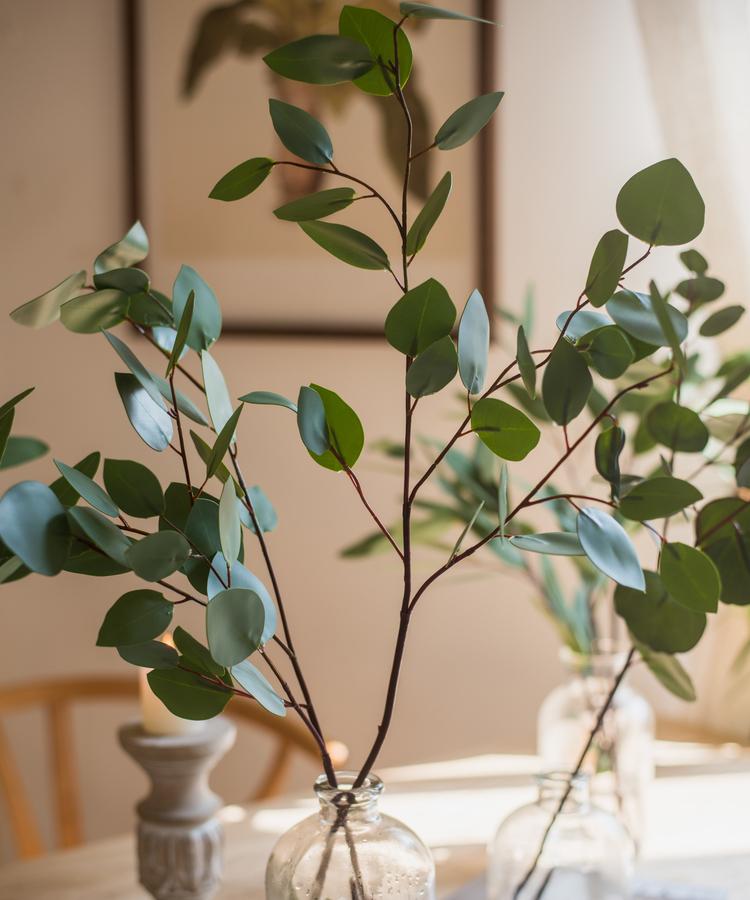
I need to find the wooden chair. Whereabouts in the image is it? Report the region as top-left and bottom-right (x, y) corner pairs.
(0, 676), (348, 860)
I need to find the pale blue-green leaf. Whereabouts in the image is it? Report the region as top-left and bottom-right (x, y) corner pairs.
(297, 386), (329, 455)
(457, 290), (489, 394)
(53, 460), (118, 517)
(232, 660), (286, 716)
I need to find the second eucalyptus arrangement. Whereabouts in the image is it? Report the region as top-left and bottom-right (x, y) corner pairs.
(2, 3), (749, 897)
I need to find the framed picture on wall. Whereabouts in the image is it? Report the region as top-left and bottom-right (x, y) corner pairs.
(127, 0), (497, 336)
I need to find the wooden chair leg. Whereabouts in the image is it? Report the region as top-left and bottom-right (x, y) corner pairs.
(49, 701), (83, 848)
(252, 741), (293, 802)
(0, 721), (44, 859)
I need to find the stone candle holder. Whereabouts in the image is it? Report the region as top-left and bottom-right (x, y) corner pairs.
(119, 717), (237, 900)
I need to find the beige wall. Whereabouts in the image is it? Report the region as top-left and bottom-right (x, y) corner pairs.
(0, 0), (744, 861)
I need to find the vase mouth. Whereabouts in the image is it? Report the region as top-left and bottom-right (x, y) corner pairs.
(560, 639), (630, 673)
(534, 770), (589, 807)
(314, 771), (384, 808)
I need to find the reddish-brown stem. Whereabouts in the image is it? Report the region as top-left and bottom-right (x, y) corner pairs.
(526, 493), (616, 509)
(697, 498), (750, 547)
(169, 372), (193, 503)
(342, 464), (404, 560)
(129, 319), (204, 392)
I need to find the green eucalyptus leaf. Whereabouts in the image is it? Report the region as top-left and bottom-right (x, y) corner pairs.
(584, 229), (629, 307)
(64, 543), (128, 577)
(615, 571), (706, 653)
(659, 541), (720, 614)
(50, 452), (101, 507)
(59, 289), (129, 333)
(649, 281), (687, 374)
(385, 278), (455, 356)
(97, 589), (172, 646)
(103, 459), (164, 518)
(118, 640), (179, 670)
(173, 266), (221, 352)
(232, 660), (286, 716)
(695, 498), (750, 606)
(308, 384), (364, 471)
(94, 267), (149, 294)
(616, 158), (705, 246)
(646, 402), (709, 453)
(297, 386), (329, 456)
(94, 221), (148, 275)
(263, 35), (373, 85)
(274, 188), (355, 222)
(516, 326), (536, 399)
(405, 336), (458, 398)
(0, 555), (25, 584)
(206, 406), (243, 479)
(190, 431), (234, 486)
(401, 3), (494, 24)
(542, 339), (592, 425)
(675, 276), (725, 305)
(115, 372), (173, 452)
(510, 533), (585, 556)
(339, 6), (412, 96)
(700, 306), (745, 337)
(555, 308), (611, 341)
(619, 477), (702, 522)
(269, 99), (333, 164)
(219, 480), (242, 565)
(10, 271), (87, 329)
(239, 391), (297, 413)
(105, 331), (165, 408)
(406, 172), (452, 256)
(0, 412), (13, 467)
(184, 499), (223, 593)
(595, 425), (626, 500)
(53, 460), (118, 517)
(201, 350), (234, 435)
(471, 397), (540, 461)
(0, 387), (35, 422)
(68, 505), (131, 566)
(457, 290), (489, 395)
(299, 221), (389, 270)
(127, 290), (173, 327)
(160, 483), (194, 534)
(125, 531), (191, 582)
(0, 481), (70, 575)
(210, 157), (273, 201)
(580, 326), (634, 379)
(680, 248), (708, 275)
(206, 587), (265, 666)
(173, 626), (225, 678)
(152, 373), (209, 427)
(167, 291), (194, 377)
(577, 507), (645, 591)
(606, 289), (688, 347)
(639, 646), (696, 702)
(147, 668), (231, 720)
(241, 486), (278, 534)
(208, 553), (276, 644)
(0, 436), (49, 470)
(435, 92), (503, 150)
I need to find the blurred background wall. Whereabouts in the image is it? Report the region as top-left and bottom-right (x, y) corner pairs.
(1, 0), (749, 860)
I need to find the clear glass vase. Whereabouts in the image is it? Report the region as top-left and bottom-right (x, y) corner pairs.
(487, 772), (633, 900)
(265, 771), (436, 899)
(537, 643), (654, 850)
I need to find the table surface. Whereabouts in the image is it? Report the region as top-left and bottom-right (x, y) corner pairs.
(1, 742), (749, 900)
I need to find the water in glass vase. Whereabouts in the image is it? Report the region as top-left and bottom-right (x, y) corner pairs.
(265, 772), (436, 899)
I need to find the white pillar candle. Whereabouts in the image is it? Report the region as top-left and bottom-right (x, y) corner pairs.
(139, 634), (205, 736)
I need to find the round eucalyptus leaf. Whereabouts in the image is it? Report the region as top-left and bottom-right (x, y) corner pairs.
(645, 402), (709, 453)
(263, 35), (373, 86)
(125, 531), (191, 582)
(435, 92), (504, 150)
(615, 571), (706, 653)
(210, 157), (273, 201)
(64, 541), (128, 577)
(0, 436), (49, 470)
(93, 266), (149, 294)
(147, 668), (231, 720)
(457, 290), (489, 395)
(680, 248), (708, 275)
(185, 498), (222, 562)
(339, 6), (412, 96)
(68, 505), (131, 566)
(406, 172), (452, 256)
(699, 306), (745, 337)
(208, 553), (276, 644)
(206, 588), (265, 667)
(542, 339), (592, 425)
(299, 221), (389, 270)
(94, 221), (148, 275)
(619, 477), (702, 522)
(639, 646), (696, 701)
(509, 532), (584, 556)
(595, 425), (625, 500)
(53, 460), (117, 517)
(555, 308), (611, 340)
(115, 372), (173, 452)
(406, 336), (458, 398)
(10, 270), (87, 329)
(96, 589), (173, 647)
(239, 391), (298, 413)
(240, 485), (278, 534)
(606, 290), (688, 347)
(584, 229), (629, 307)
(60, 289), (129, 334)
(128, 290), (173, 328)
(577, 507), (644, 591)
(579, 325), (634, 380)
(269, 99), (333, 165)
(307, 384), (364, 471)
(219, 480), (242, 565)
(232, 660), (286, 716)
(659, 542), (720, 613)
(297, 385), (329, 456)
(470, 397), (540, 461)
(103, 459), (164, 517)
(0, 481), (70, 576)
(274, 188), (355, 222)
(695, 498), (750, 606)
(385, 279), (456, 357)
(616, 158), (705, 246)
(675, 276), (725, 305)
(118, 640), (179, 669)
(173, 265), (221, 353)
(173, 626), (225, 678)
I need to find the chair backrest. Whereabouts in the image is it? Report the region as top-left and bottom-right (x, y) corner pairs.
(0, 675), (346, 860)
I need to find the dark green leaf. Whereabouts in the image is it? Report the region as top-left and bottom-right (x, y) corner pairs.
(435, 92), (504, 150)
(619, 477), (702, 522)
(147, 667), (231, 720)
(406, 172), (452, 255)
(695, 498), (750, 606)
(385, 278), (456, 356)
(0, 387), (35, 422)
(64, 543), (128, 577)
(297, 386), (329, 456)
(206, 406), (243, 478)
(400, 2), (495, 24)
(68, 505), (131, 566)
(0, 436), (49, 469)
(308, 384), (364, 471)
(659, 541), (720, 613)
(125, 531), (191, 581)
(405, 335), (458, 398)
(595, 425), (626, 500)
(299, 221), (389, 270)
(232, 660), (285, 716)
(680, 248), (708, 275)
(53, 460), (117, 517)
(118, 640), (179, 669)
(127, 290), (173, 327)
(471, 397), (540, 461)
(93, 267), (149, 294)
(209, 157), (273, 201)
(59, 290), (128, 333)
(510, 533), (585, 556)
(0, 481), (70, 575)
(577, 507), (644, 590)
(239, 391), (297, 413)
(219, 480), (241, 565)
(649, 281), (687, 374)
(0, 411), (13, 466)
(160, 483), (194, 534)
(173, 626), (225, 678)
(273, 188), (355, 222)
(675, 276), (725, 305)
(208, 553), (276, 644)
(190, 431), (233, 486)
(206, 587), (265, 666)
(339, 6), (412, 96)
(105, 331), (166, 409)
(94, 221), (148, 275)
(542, 339), (592, 425)
(580, 326), (634, 379)
(646, 402), (708, 453)
(10, 271), (86, 329)
(615, 571), (706, 653)
(115, 372), (173, 452)
(173, 265), (221, 352)
(699, 306), (745, 337)
(184, 498), (222, 562)
(457, 290), (489, 395)
(103, 459), (164, 518)
(584, 229), (629, 307)
(606, 289), (688, 347)
(616, 158), (705, 246)
(97, 589), (172, 646)
(167, 291), (194, 377)
(516, 326), (536, 399)
(263, 35), (373, 85)
(639, 646), (696, 702)
(269, 99), (333, 165)
(152, 374), (209, 427)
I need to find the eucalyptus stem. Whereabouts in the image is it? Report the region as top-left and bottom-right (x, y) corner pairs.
(169, 371), (193, 503)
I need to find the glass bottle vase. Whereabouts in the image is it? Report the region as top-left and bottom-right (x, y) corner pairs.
(488, 772), (633, 900)
(537, 643), (655, 851)
(265, 771), (436, 900)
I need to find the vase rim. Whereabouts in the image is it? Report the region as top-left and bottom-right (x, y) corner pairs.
(314, 771), (384, 807)
(559, 639), (630, 667)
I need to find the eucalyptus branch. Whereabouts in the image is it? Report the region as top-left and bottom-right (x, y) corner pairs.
(157, 579), (207, 607)
(697, 498), (750, 547)
(129, 319), (204, 392)
(169, 371), (194, 503)
(341, 462), (404, 560)
(525, 493), (616, 509)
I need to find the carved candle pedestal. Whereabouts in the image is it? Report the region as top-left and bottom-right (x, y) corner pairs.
(119, 718), (237, 900)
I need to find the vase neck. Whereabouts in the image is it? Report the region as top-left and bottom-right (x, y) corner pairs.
(314, 772), (383, 825)
(536, 771), (589, 812)
(560, 641), (629, 681)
